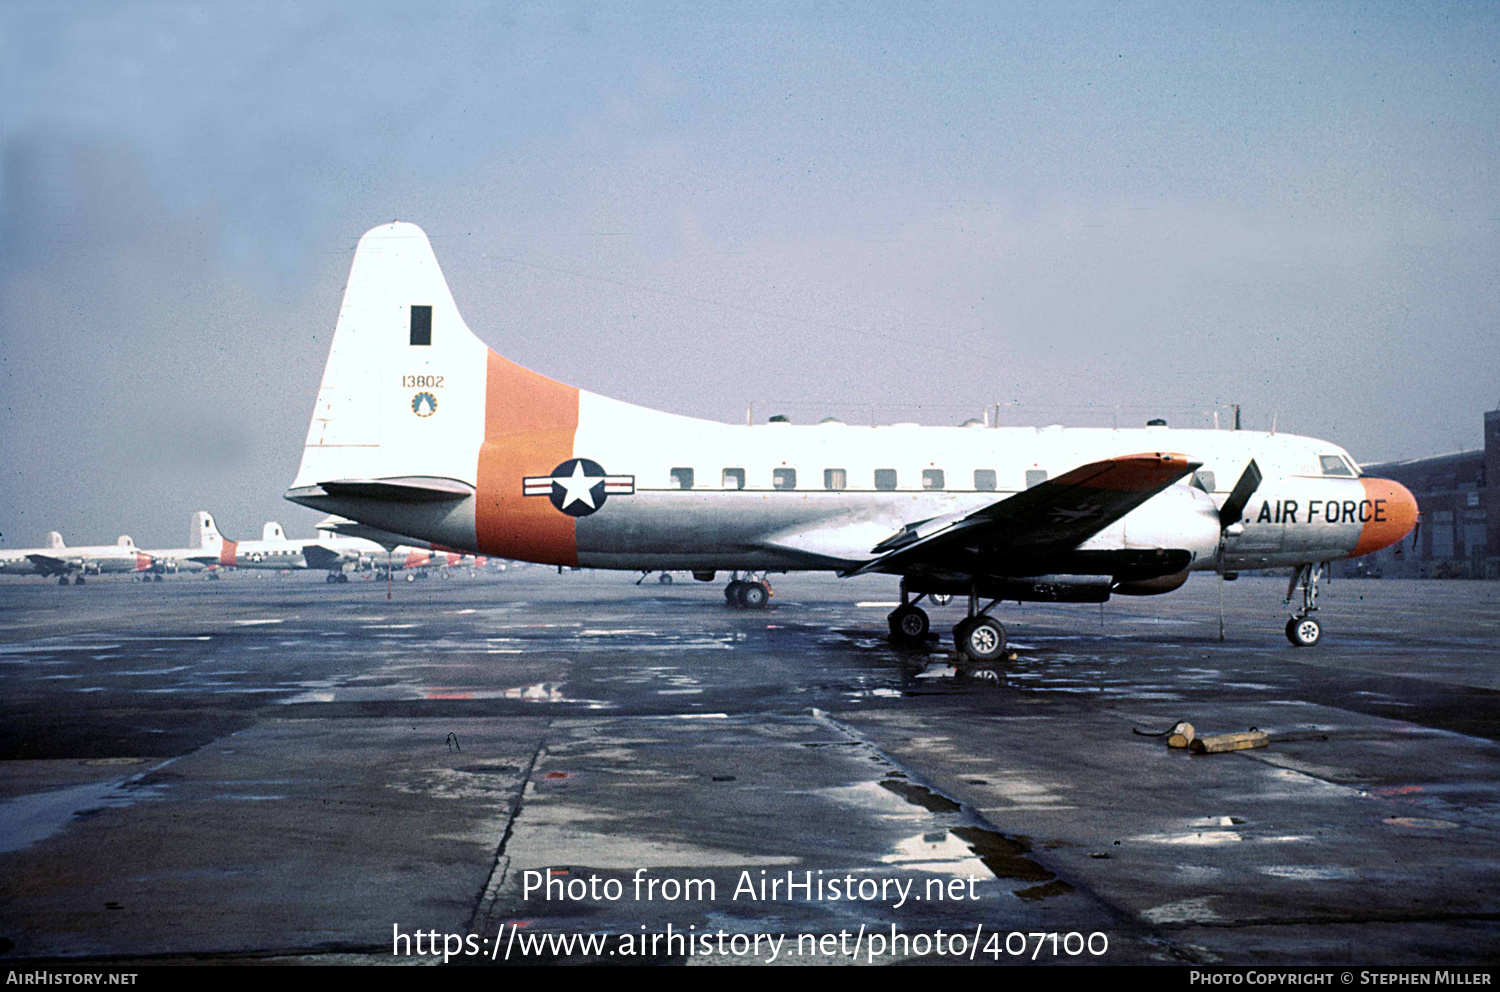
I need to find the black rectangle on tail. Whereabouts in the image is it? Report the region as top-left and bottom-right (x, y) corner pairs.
(410, 305), (432, 346)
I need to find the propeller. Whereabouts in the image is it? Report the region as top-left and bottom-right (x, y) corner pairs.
(1214, 460), (1263, 641)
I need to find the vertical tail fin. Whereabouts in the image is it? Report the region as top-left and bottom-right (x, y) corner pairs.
(289, 222), (491, 491)
(117, 535), (135, 548)
(47, 531), (65, 549)
(262, 522), (285, 542)
(190, 512), (223, 553)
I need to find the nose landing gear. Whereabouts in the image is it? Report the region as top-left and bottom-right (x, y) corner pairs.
(1284, 562), (1324, 647)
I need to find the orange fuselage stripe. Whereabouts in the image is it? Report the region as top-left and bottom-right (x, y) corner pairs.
(474, 350), (580, 565)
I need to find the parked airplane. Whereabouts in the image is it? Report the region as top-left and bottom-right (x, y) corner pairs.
(285, 222), (1418, 660)
(306, 515), (474, 580)
(138, 511), (222, 579)
(0, 533), (152, 584)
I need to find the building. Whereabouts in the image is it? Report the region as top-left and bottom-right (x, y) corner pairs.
(1348, 408), (1496, 579)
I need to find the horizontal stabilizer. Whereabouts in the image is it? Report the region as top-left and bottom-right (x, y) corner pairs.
(289, 476), (475, 504)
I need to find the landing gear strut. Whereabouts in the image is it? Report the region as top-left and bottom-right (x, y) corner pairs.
(1284, 563), (1323, 647)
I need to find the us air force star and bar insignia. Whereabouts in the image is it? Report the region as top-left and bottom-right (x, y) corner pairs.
(522, 459), (635, 517)
(411, 392), (438, 417)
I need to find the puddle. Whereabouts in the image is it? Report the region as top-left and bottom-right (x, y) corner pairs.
(1260, 865), (1357, 880)
(879, 778), (961, 814)
(0, 778), (143, 853)
(950, 826), (1056, 884)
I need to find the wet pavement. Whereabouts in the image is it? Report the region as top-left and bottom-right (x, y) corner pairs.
(0, 568), (1497, 965)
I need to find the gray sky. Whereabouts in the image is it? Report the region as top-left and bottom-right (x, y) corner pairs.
(2, 1), (1497, 547)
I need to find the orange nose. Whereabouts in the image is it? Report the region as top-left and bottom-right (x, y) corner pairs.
(1350, 477), (1419, 557)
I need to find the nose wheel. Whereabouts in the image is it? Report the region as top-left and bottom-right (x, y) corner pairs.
(1286, 616), (1321, 647)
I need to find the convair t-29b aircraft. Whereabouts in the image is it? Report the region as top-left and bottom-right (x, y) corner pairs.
(285, 223), (1417, 662)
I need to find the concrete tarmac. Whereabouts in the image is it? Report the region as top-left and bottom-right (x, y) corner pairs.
(0, 568), (1497, 966)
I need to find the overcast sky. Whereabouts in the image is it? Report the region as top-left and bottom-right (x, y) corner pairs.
(2, 1), (1497, 547)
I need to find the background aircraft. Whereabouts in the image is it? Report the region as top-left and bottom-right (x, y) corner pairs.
(0, 533), (151, 585)
(285, 223), (1417, 661)
(138, 511), (221, 580)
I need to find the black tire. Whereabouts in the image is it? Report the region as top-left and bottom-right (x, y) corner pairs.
(658, 573), (674, 585)
(725, 580), (743, 603)
(737, 581), (769, 609)
(58, 577), (69, 586)
(326, 573), (338, 584)
(1286, 616), (1321, 647)
(338, 573), (349, 584)
(888, 605), (930, 642)
(153, 574), (163, 582)
(957, 616), (1006, 663)
(74, 576), (86, 585)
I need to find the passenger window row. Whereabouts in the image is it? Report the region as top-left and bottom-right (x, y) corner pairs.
(667, 468), (1022, 492)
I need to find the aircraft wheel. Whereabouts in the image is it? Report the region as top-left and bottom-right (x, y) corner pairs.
(658, 572), (674, 585)
(74, 576), (86, 585)
(338, 573), (349, 584)
(325, 573), (338, 584)
(1286, 616), (1321, 647)
(888, 605), (930, 642)
(956, 616), (1006, 663)
(153, 574), (163, 582)
(724, 580), (743, 604)
(405, 573), (415, 582)
(737, 581), (770, 609)
(58, 576), (69, 586)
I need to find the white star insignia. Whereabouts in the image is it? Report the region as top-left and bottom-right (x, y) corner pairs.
(553, 461), (603, 510)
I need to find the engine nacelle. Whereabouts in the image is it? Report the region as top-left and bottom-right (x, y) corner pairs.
(1075, 483), (1221, 564)
(1113, 569), (1190, 596)
(909, 573), (1113, 604)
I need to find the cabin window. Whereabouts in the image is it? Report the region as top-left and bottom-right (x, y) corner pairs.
(670, 467), (694, 489)
(824, 468), (846, 490)
(722, 468), (745, 490)
(1025, 469), (1048, 489)
(874, 469), (897, 491)
(974, 469), (996, 491)
(773, 468), (797, 490)
(410, 305), (432, 346)
(1320, 455), (1353, 477)
(922, 469), (945, 490)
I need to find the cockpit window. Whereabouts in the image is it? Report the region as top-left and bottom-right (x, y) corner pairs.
(1320, 455), (1353, 477)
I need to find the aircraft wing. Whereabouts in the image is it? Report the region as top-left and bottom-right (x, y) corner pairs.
(25, 553), (77, 577)
(845, 452), (1200, 577)
(300, 544), (346, 571)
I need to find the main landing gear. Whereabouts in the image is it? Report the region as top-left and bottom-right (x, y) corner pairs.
(952, 586), (1007, 666)
(724, 572), (773, 609)
(1284, 562), (1323, 647)
(325, 571), (350, 584)
(887, 581), (1008, 667)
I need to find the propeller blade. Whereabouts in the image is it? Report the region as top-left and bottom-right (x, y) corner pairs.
(1219, 459), (1263, 530)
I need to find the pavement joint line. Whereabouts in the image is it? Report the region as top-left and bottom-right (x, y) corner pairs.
(470, 725), (550, 933)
